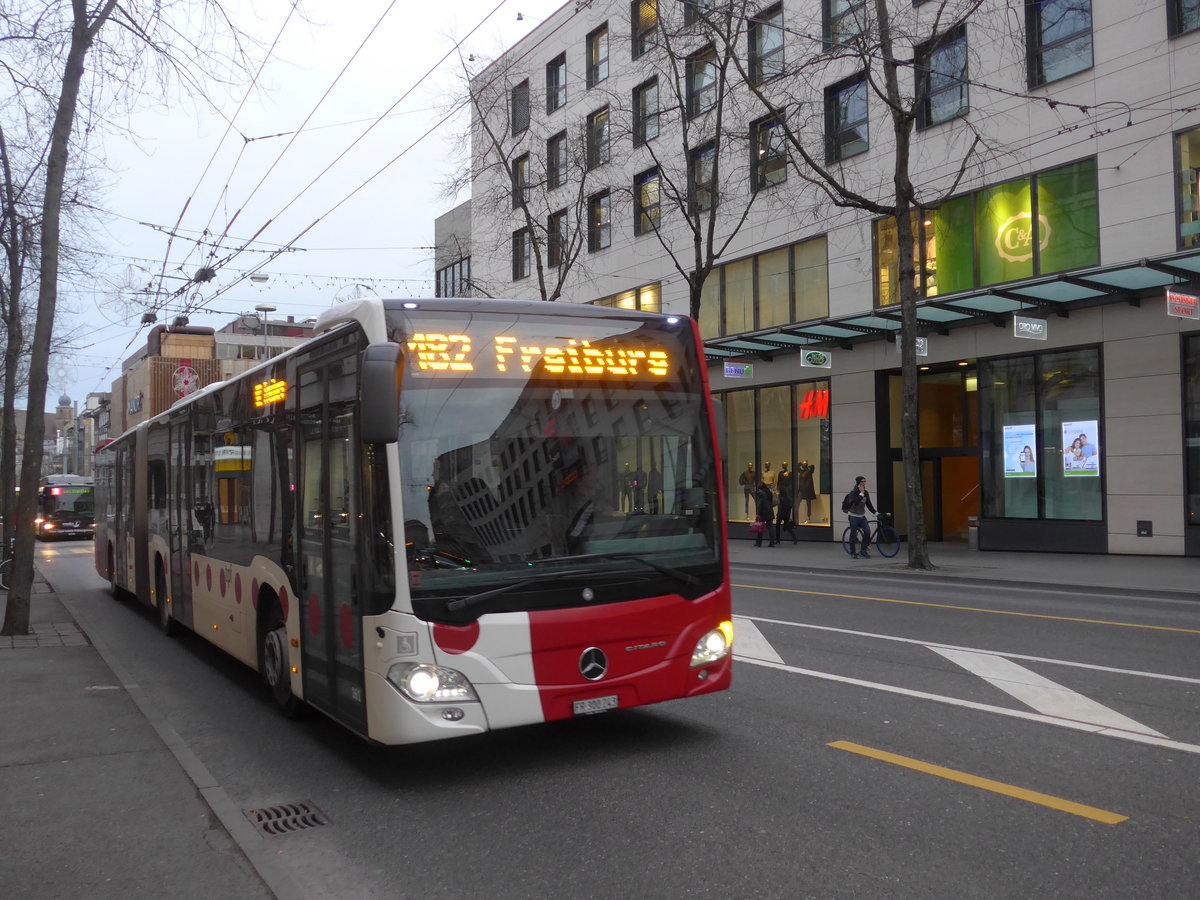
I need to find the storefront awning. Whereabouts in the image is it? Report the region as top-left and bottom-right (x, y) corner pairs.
(704, 248), (1200, 361)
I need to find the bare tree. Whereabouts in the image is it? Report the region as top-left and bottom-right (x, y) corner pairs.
(715, 0), (991, 569)
(1, 0), (262, 636)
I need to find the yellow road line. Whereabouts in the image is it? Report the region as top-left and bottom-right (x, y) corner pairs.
(829, 740), (1128, 825)
(733, 583), (1200, 635)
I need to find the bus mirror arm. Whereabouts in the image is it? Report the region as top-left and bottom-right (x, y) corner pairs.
(360, 342), (403, 444)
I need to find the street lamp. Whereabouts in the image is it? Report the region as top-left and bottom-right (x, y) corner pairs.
(255, 303), (276, 360)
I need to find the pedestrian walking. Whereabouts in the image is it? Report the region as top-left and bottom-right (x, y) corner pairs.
(775, 486), (799, 544)
(840, 476), (876, 558)
(753, 481), (776, 547)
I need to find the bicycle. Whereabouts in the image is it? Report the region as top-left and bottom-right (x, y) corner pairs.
(0, 538), (12, 591)
(842, 512), (901, 558)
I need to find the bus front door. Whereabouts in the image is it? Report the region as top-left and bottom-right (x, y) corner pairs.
(295, 344), (368, 732)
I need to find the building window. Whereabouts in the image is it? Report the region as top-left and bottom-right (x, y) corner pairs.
(633, 78), (660, 144)
(690, 143), (717, 213)
(753, 117), (787, 190)
(1027, 0), (1092, 87)
(547, 131), (568, 190)
(586, 107), (610, 170)
(1176, 126), (1200, 249)
(687, 45), (719, 118)
(635, 168), (661, 236)
(875, 158), (1099, 305)
(436, 257), (471, 297)
(980, 347), (1102, 522)
(632, 0), (657, 58)
(1170, 0), (1200, 36)
(589, 191), (612, 251)
(593, 283), (661, 311)
(511, 154), (529, 208)
(546, 54), (567, 113)
(917, 26), (968, 129)
(511, 80), (530, 136)
(587, 24), (609, 88)
(826, 74), (868, 162)
(825, 0), (867, 45)
(547, 209), (568, 268)
(512, 229), (532, 280)
(749, 5), (784, 84)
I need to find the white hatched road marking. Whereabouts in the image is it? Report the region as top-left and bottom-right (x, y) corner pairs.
(732, 615), (1200, 755)
(929, 646), (1167, 737)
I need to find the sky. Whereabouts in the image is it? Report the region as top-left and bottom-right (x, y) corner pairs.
(51, 0), (566, 412)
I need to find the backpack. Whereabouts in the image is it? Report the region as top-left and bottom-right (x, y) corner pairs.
(840, 491), (856, 514)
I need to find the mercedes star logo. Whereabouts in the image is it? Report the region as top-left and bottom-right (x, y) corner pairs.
(579, 647), (608, 681)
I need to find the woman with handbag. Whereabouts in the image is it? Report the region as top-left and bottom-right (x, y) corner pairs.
(752, 481), (776, 547)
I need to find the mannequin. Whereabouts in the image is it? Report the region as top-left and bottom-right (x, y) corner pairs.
(777, 462), (793, 498)
(621, 463), (634, 512)
(761, 461), (777, 492)
(796, 459), (817, 523)
(738, 462), (756, 517)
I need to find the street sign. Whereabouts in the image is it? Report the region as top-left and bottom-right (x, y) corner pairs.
(1166, 288), (1199, 320)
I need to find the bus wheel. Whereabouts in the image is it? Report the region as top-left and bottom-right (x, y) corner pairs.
(260, 611), (302, 718)
(156, 561), (180, 637)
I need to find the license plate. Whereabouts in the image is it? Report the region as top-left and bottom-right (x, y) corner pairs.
(573, 694), (618, 715)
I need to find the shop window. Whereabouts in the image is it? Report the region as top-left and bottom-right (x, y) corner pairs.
(1027, 0), (1092, 87)
(723, 258), (754, 336)
(875, 158), (1098, 305)
(1185, 334), (1200, 528)
(718, 382), (831, 527)
(702, 236), (829, 336)
(697, 269), (721, 340)
(1176, 126), (1200, 249)
(980, 347), (1102, 522)
(757, 247), (790, 328)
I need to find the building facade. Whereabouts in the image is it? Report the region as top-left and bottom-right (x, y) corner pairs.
(447, 0), (1200, 556)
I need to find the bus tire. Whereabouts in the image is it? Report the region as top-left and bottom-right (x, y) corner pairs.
(156, 559), (180, 636)
(260, 604), (302, 718)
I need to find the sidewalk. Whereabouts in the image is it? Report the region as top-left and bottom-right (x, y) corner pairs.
(0, 573), (279, 900)
(726, 536), (1199, 598)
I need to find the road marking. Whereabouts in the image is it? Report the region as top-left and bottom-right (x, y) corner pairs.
(732, 615), (784, 664)
(929, 647), (1167, 737)
(732, 583), (1200, 635)
(737, 655), (1200, 756)
(738, 614), (1200, 685)
(829, 741), (1129, 825)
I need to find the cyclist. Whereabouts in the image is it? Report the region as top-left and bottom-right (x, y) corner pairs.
(841, 475), (877, 559)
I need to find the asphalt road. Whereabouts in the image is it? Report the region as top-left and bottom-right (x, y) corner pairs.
(42, 544), (1200, 899)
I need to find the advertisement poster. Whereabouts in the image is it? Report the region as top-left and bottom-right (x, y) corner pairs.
(1002, 423), (1037, 478)
(1061, 420), (1100, 476)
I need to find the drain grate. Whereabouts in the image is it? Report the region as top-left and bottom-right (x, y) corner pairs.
(244, 800), (330, 837)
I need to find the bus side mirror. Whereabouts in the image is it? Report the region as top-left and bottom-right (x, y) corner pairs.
(359, 342), (402, 444)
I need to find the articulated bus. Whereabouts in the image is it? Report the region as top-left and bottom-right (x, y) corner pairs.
(94, 298), (731, 745)
(36, 474), (96, 540)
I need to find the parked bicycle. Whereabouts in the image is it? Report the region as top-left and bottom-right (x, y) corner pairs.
(842, 512), (901, 558)
(0, 538), (13, 591)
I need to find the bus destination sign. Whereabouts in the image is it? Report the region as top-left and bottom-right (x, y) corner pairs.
(406, 332), (671, 379)
(253, 378), (288, 407)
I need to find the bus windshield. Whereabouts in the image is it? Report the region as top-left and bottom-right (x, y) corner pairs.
(388, 306), (722, 621)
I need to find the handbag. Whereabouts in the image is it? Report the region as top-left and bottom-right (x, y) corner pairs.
(749, 518), (767, 533)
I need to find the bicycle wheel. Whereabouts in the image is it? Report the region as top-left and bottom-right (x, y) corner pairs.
(876, 526), (901, 558)
(841, 526), (855, 556)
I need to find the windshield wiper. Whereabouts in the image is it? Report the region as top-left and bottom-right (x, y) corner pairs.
(525, 552), (702, 589)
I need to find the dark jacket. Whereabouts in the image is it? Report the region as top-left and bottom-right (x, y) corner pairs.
(753, 485), (775, 522)
(842, 486), (876, 518)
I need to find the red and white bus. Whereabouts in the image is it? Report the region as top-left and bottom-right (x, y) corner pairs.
(94, 298), (732, 745)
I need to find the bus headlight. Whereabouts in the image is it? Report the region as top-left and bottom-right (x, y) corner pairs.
(386, 663), (478, 703)
(691, 620), (734, 667)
